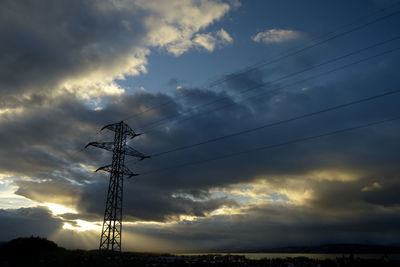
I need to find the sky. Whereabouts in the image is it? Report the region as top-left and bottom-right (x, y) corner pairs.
(1, 0), (400, 252)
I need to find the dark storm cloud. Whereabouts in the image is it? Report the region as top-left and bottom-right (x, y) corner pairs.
(15, 179), (83, 205)
(362, 178), (400, 207)
(1, 0), (399, 247)
(72, 55), (393, 227)
(0, 95), (102, 177)
(220, 67), (265, 94)
(124, 203), (400, 250)
(0, 207), (63, 241)
(72, 176), (237, 222)
(0, 0), (145, 105)
(7, 52), (400, 227)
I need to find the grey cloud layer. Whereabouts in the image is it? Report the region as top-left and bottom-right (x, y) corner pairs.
(0, 207), (63, 241)
(124, 203), (400, 251)
(3, 53), (400, 247)
(1, 0), (399, 250)
(0, 0), (233, 106)
(0, 0), (147, 103)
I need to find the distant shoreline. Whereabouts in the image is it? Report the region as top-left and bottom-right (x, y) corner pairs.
(172, 243), (400, 255)
(175, 252), (400, 260)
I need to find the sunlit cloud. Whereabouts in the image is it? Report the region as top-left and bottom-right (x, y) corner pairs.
(142, 0), (231, 55)
(193, 29), (233, 52)
(209, 205), (244, 216)
(44, 203), (77, 216)
(252, 29), (302, 44)
(178, 215), (199, 222)
(0, 185), (37, 209)
(0, 107), (24, 116)
(210, 178), (314, 207)
(62, 219), (101, 232)
(125, 220), (174, 227)
(361, 181), (382, 192)
(62, 80), (125, 100)
(307, 170), (359, 182)
(208, 170), (361, 209)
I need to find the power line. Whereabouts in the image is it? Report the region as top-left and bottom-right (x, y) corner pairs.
(75, 2), (400, 158)
(124, 45), (400, 166)
(208, 1), (400, 88)
(141, 46), (400, 137)
(136, 38), (400, 133)
(145, 89), (400, 158)
(63, 129), (103, 164)
(140, 116), (400, 175)
(120, 6), (400, 124)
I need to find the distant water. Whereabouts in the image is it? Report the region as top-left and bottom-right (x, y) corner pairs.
(176, 253), (400, 260)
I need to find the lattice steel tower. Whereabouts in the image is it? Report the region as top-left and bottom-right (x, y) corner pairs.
(86, 121), (149, 253)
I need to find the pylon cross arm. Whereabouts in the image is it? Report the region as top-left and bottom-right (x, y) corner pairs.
(85, 141), (114, 152)
(96, 164), (139, 177)
(125, 145), (151, 160)
(122, 165), (138, 177)
(86, 142), (150, 160)
(101, 121), (142, 139)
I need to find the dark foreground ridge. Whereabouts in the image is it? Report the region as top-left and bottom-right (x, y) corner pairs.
(1, 237), (400, 267)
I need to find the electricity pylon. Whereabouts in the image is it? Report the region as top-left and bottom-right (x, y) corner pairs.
(86, 121), (149, 254)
